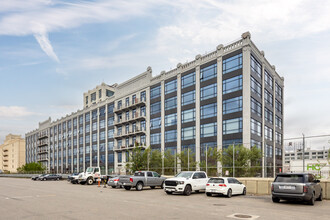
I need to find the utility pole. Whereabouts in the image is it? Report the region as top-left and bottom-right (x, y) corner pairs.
(302, 134), (305, 172)
(188, 149), (190, 171)
(233, 142), (235, 177)
(206, 146), (208, 175)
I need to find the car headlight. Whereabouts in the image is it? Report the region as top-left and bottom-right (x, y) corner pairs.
(178, 181), (184, 185)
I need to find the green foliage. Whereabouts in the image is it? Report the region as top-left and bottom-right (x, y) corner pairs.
(126, 145), (148, 173)
(219, 144), (262, 177)
(199, 147), (220, 177)
(17, 162), (46, 173)
(177, 149), (197, 171)
(148, 149), (162, 174)
(164, 149), (177, 175)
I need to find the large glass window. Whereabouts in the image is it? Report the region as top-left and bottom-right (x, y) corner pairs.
(91, 92), (96, 102)
(150, 102), (161, 115)
(165, 130), (177, 142)
(275, 99), (282, 114)
(99, 131), (105, 141)
(201, 103), (217, 119)
(150, 85), (161, 99)
(85, 124), (90, 133)
(165, 96), (177, 110)
(275, 83), (282, 100)
(181, 126), (195, 140)
(223, 96), (242, 114)
(251, 139), (261, 150)
(165, 113), (177, 127)
(85, 113), (90, 122)
(201, 122), (217, 137)
(181, 108), (195, 123)
(181, 72), (195, 88)
(265, 108), (273, 124)
(85, 135), (90, 143)
(165, 79), (177, 94)
(118, 152), (122, 163)
(251, 77), (262, 97)
(223, 75), (242, 94)
(250, 55), (262, 78)
(140, 91), (146, 102)
(201, 64), (217, 82)
(276, 132), (282, 144)
(223, 117), (242, 134)
(251, 118), (262, 136)
(265, 70), (273, 90)
(181, 90), (195, 106)
(223, 53), (242, 74)
(201, 83), (217, 101)
(140, 120), (146, 131)
(265, 90), (273, 106)
(108, 129), (114, 139)
(92, 110), (97, 120)
(108, 116), (114, 126)
(265, 126), (273, 141)
(151, 133), (161, 145)
(140, 106), (146, 116)
(92, 133), (97, 142)
(275, 115), (282, 129)
(251, 98), (262, 117)
(150, 117), (161, 129)
(92, 122), (97, 131)
(99, 119), (105, 129)
(108, 103), (114, 114)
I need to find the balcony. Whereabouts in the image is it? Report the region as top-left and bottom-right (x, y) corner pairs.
(37, 157), (49, 162)
(37, 140), (48, 147)
(3, 149), (8, 156)
(114, 127), (146, 139)
(115, 111), (146, 125)
(37, 149), (48, 154)
(114, 144), (147, 152)
(38, 131), (49, 139)
(114, 98), (146, 113)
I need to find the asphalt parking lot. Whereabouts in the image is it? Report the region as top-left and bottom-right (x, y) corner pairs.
(0, 178), (329, 220)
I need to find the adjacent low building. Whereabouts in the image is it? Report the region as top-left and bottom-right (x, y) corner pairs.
(0, 134), (26, 173)
(25, 32), (284, 177)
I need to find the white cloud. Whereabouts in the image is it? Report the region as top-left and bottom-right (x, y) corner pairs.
(34, 32), (59, 62)
(0, 106), (36, 118)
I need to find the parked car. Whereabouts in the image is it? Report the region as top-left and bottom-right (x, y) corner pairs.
(31, 174), (47, 181)
(40, 174), (62, 181)
(67, 173), (80, 184)
(271, 173), (322, 205)
(164, 171), (208, 196)
(108, 175), (124, 188)
(206, 177), (246, 197)
(119, 171), (166, 191)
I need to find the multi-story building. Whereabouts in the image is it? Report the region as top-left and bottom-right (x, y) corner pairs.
(25, 32), (284, 177)
(284, 147), (329, 164)
(0, 134), (26, 173)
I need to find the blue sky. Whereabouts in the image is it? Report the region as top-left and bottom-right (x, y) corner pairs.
(1, 0), (330, 149)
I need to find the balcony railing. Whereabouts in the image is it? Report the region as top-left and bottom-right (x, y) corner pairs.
(37, 140), (48, 147)
(114, 98), (146, 112)
(114, 127), (146, 138)
(114, 144), (147, 151)
(37, 157), (49, 162)
(115, 111), (146, 125)
(38, 149), (49, 154)
(38, 131), (49, 139)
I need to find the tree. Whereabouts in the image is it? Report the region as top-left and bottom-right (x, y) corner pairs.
(177, 148), (197, 171)
(126, 145), (148, 173)
(219, 144), (262, 177)
(164, 149), (176, 175)
(17, 162), (46, 173)
(199, 147), (220, 177)
(148, 149), (162, 174)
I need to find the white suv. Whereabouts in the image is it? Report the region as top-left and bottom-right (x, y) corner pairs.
(164, 171), (208, 196)
(206, 177), (246, 197)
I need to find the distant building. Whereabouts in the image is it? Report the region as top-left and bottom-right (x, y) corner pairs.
(25, 32), (284, 177)
(284, 159), (330, 179)
(0, 134), (26, 173)
(284, 147), (329, 164)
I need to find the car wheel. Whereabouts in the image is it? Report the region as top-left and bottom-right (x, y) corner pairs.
(150, 186), (156, 189)
(227, 189), (232, 198)
(308, 193), (315, 206)
(316, 190), (323, 201)
(161, 182), (165, 189)
(242, 187), (246, 195)
(87, 177), (94, 185)
(124, 186), (131, 190)
(272, 196), (280, 203)
(136, 182), (143, 191)
(43, 178), (46, 181)
(166, 191), (173, 195)
(57, 178), (60, 181)
(111, 186), (116, 188)
(206, 192), (212, 197)
(183, 185), (192, 196)
(80, 181), (86, 185)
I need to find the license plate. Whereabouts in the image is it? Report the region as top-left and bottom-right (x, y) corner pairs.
(279, 185), (295, 190)
(167, 189), (175, 192)
(210, 189), (216, 192)
(123, 183), (126, 185)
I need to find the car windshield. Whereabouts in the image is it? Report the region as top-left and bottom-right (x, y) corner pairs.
(175, 172), (193, 178)
(134, 172), (145, 176)
(86, 168), (94, 173)
(275, 175), (304, 183)
(208, 178), (224, 183)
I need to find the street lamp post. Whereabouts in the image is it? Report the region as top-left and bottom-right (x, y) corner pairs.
(302, 134), (305, 172)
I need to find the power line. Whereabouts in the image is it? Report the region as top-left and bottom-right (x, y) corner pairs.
(284, 134), (330, 141)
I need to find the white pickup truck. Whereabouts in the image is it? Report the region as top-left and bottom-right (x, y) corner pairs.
(77, 167), (107, 185)
(164, 171), (209, 196)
